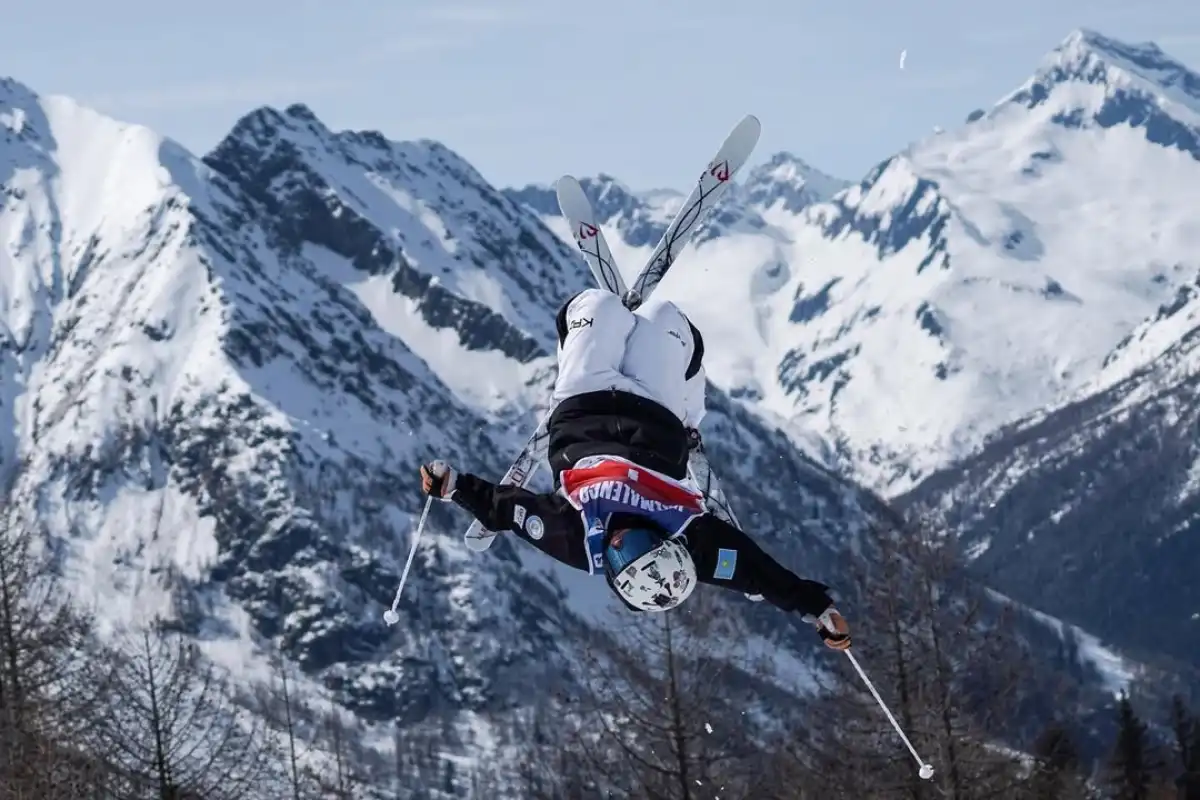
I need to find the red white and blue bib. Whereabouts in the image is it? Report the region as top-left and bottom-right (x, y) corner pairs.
(559, 455), (706, 575)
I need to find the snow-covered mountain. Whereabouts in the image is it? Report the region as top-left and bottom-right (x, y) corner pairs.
(511, 29), (1200, 498)
(900, 317), (1200, 668)
(0, 78), (586, 730)
(821, 29), (1200, 669)
(494, 27), (1200, 699)
(0, 74), (928, 787)
(506, 172), (692, 249)
(740, 152), (851, 218)
(505, 150), (846, 255)
(4, 26), (1193, 787)
(782, 28), (1200, 492)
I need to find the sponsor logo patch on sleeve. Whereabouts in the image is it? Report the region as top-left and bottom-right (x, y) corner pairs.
(525, 515), (544, 540)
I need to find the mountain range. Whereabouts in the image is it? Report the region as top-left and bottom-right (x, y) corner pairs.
(2, 25), (1198, 792)
(507, 28), (1200, 670)
(0, 68), (903, 786)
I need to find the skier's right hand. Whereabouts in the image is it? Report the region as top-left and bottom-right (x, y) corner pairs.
(420, 460), (458, 500)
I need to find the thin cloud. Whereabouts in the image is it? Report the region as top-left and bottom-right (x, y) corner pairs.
(899, 68), (984, 92)
(399, 110), (540, 130)
(90, 76), (348, 112)
(961, 27), (1042, 46)
(89, 27), (466, 112)
(422, 6), (516, 24)
(417, 3), (553, 27)
(355, 33), (471, 65)
(1154, 33), (1200, 48)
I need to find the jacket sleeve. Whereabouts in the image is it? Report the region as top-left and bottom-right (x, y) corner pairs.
(449, 473), (591, 572)
(684, 514), (834, 619)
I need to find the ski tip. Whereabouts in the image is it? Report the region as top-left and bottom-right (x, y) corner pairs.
(556, 174), (594, 219)
(463, 522), (496, 551)
(464, 536), (493, 553)
(735, 114), (762, 141)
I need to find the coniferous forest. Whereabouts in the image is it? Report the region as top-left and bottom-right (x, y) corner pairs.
(3, 469), (1197, 800)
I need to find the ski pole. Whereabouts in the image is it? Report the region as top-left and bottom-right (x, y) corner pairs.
(844, 649), (935, 780)
(382, 495), (433, 626)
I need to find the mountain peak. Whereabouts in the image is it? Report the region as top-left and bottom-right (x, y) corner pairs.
(1058, 28), (1200, 93)
(580, 172), (635, 202)
(0, 74), (34, 103)
(741, 151), (849, 214)
(760, 27), (1200, 496)
(223, 102), (337, 154)
(1006, 29), (1200, 121)
(760, 150), (825, 173)
(0, 76), (42, 140)
(982, 28), (1200, 165)
(1057, 28), (1175, 72)
(754, 151), (847, 188)
(213, 103), (497, 199)
(282, 102), (320, 122)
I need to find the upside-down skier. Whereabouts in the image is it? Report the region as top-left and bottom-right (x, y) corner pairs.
(419, 288), (851, 651)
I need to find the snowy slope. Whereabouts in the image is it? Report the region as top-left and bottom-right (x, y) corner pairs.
(755, 29), (1200, 493)
(0, 75), (562, 719)
(510, 30), (1200, 497)
(203, 103), (590, 416)
(901, 310), (1200, 667)
(890, 29), (1200, 657)
(848, 30), (1200, 669)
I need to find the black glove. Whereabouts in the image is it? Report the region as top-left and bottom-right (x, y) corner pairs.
(816, 607), (851, 651)
(420, 460), (458, 500)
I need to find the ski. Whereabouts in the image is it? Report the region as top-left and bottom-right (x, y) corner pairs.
(685, 433), (738, 527)
(465, 180), (626, 552)
(464, 116), (761, 552)
(625, 114), (761, 309)
(463, 423), (548, 551)
(556, 175), (627, 297)
(685, 432), (761, 601)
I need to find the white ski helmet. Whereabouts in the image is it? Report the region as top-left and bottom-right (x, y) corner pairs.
(602, 525), (697, 611)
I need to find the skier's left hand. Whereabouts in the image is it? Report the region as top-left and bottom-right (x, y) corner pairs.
(420, 460), (458, 500)
(816, 607), (851, 651)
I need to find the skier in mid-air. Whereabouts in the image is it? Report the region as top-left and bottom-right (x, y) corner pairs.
(420, 287), (851, 650)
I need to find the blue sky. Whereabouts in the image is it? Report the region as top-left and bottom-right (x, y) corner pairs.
(8, 0), (1200, 190)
